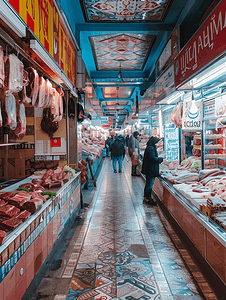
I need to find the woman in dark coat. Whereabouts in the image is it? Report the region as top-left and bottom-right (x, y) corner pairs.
(141, 136), (163, 204)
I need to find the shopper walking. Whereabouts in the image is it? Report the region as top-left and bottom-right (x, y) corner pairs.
(141, 136), (163, 205)
(110, 136), (125, 173)
(128, 131), (140, 176)
(108, 135), (114, 156)
(105, 136), (111, 157)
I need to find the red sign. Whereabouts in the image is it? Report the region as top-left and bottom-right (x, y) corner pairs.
(132, 116), (139, 120)
(175, 0), (226, 87)
(108, 117), (113, 125)
(50, 137), (61, 147)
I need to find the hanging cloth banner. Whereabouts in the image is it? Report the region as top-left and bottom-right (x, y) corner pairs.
(182, 100), (203, 130)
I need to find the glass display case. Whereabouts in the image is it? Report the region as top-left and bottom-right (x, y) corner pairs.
(181, 130), (201, 161)
(203, 118), (226, 169)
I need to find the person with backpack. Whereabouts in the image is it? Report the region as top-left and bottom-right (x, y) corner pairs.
(110, 136), (125, 173)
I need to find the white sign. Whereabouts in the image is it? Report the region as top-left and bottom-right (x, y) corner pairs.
(215, 94), (226, 116)
(182, 100), (203, 130)
(155, 64), (175, 97)
(165, 127), (179, 162)
(159, 39), (172, 70)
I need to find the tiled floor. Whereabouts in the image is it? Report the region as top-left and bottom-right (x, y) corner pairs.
(26, 157), (218, 300)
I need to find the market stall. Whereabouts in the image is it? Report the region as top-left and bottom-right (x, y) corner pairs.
(0, 0), (81, 298)
(78, 122), (107, 187)
(145, 2), (226, 295)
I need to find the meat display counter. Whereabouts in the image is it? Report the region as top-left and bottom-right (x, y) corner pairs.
(0, 172), (81, 298)
(152, 175), (226, 296)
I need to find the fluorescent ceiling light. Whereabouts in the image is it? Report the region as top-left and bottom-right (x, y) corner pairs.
(167, 92), (184, 104)
(0, 0), (26, 37)
(193, 62), (226, 88)
(30, 39), (73, 90)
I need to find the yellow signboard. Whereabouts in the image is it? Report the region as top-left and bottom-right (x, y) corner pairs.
(8, 0), (76, 86)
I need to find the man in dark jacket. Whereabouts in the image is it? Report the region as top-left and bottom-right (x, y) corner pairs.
(110, 137), (125, 173)
(141, 136), (163, 204)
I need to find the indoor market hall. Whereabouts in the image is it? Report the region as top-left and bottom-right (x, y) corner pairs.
(22, 157), (219, 300)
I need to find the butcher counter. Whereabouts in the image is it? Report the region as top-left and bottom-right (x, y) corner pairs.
(151, 175), (226, 297)
(0, 172), (81, 300)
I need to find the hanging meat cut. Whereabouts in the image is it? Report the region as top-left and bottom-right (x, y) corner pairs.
(0, 101), (2, 127)
(41, 107), (59, 138)
(26, 67), (39, 106)
(45, 79), (53, 107)
(4, 94), (17, 130)
(51, 88), (59, 120)
(14, 103), (26, 138)
(0, 46), (4, 89)
(36, 77), (46, 108)
(4, 54), (24, 95)
(171, 102), (183, 128)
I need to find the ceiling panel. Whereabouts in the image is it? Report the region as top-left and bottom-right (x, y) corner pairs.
(102, 86), (134, 98)
(90, 34), (155, 71)
(106, 101), (128, 106)
(80, 0), (173, 22)
(92, 101), (100, 105)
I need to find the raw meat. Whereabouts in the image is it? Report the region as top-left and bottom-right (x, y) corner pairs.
(8, 194), (31, 208)
(193, 138), (201, 145)
(199, 168), (220, 181)
(201, 175), (226, 186)
(14, 103), (26, 137)
(32, 179), (43, 185)
(0, 200), (6, 207)
(171, 102), (183, 128)
(207, 197), (226, 210)
(0, 191), (14, 201)
(5, 94), (17, 130)
(22, 198), (43, 214)
(56, 86), (64, 96)
(36, 77), (46, 108)
(0, 230), (6, 245)
(41, 107), (59, 138)
(0, 101), (2, 127)
(0, 46), (4, 88)
(1, 218), (22, 231)
(17, 86), (26, 104)
(19, 183), (34, 190)
(30, 192), (46, 202)
(26, 67), (39, 106)
(4, 54), (24, 95)
(51, 89), (59, 121)
(192, 148), (201, 156)
(31, 185), (45, 192)
(11, 210), (31, 222)
(45, 79), (53, 107)
(0, 205), (20, 217)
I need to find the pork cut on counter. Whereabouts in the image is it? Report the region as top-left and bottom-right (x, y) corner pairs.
(22, 198), (43, 214)
(0, 230), (6, 245)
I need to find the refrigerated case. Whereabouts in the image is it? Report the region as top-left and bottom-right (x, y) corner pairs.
(203, 118), (226, 169)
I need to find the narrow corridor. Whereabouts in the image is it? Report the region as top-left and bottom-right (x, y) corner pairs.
(26, 158), (216, 300)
